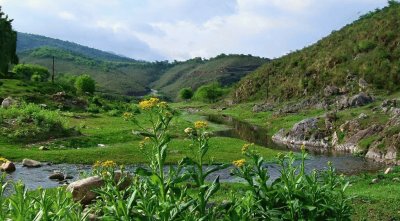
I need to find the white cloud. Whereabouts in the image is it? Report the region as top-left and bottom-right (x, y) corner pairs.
(58, 11), (76, 21)
(0, 0), (389, 60)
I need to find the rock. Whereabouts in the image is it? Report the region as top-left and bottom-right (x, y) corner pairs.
(22, 158), (42, 168)
(1, 161), (16, 173)
(371, 178), (379, 184)
(67, 171), (132, 204)
(39, 104), (48, 109)
(252, 103), (274, 112)
(358, 113), (368, 119)
(65, 175), (74, 179)
(49, 172), (65, 181)
(1, 97), (16, 108)
(38, 146), (49, 151)
(335, 125), (382, 153)
(324, 85), (340, 97)
(331, 131), (339, 147)
(393, 178), (400, 182)
(67, 176), (104, 204)
(358, 78), (368, 90)
(272, 118), (329, 152)
(384, 167), (393, 175)
(97, 144), (106, 148)
(349, 92), (373, 107)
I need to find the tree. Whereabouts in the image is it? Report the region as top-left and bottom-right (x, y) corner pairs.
(194, 82), (225, 103)
(75, 74), (95, 94)
(0, 7), (18, 76)
(179, 87), (193, 100)
(12, 64), (50, 81)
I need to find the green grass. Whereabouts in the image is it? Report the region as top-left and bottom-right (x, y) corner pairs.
(347, 167), (400, 220)
(0, 111), (282, 164)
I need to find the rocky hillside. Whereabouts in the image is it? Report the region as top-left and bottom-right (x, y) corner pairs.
(233, 2), (400, 102)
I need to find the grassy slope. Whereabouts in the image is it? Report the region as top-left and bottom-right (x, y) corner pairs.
(152, 55), (268, 99)
(234, 2), (400, 102)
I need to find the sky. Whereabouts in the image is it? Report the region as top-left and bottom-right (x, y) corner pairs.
(0, 0), (388, 61)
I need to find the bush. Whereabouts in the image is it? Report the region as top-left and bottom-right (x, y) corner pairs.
(178, 87), (193, 100)
(74, 74), (95, 95)
(194, 82), (226, 103)
(0, 103), (77, 142)
(12, 64), (50, 81)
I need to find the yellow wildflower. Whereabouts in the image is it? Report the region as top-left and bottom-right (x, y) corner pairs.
(0, 157), (9, 163)
(123, 112), (134, 121)
(241, 143), (253, 154)
(101, 160), (117, 168)
(158, 101), (168, 108)
(233, 159), (246, 167)
(93, 160), (101, 168)
(194, 121), (208, 129)
(139, 97), (160, 110)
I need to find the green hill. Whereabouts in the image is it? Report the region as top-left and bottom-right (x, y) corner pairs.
(17, 32), (133, 62)
(18, 47), (171, 96)
(233, 1), (400, 102)
(152, 54), (268, 98)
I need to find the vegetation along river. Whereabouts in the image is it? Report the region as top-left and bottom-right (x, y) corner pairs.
(6, 114), (384, 190)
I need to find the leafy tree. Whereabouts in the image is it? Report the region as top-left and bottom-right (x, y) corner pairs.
(194, 82), (225, 103)
(0, 7), (18, 76)
(178, 87), (193, 100)
(75, 74), (95, 94)
(12, 64), (50, 81)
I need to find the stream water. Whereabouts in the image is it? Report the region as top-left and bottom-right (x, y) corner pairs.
(2, 114), (384, 190)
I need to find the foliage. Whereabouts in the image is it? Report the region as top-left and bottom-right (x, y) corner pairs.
(0, 7), (18, 77)
(74, 74), (95, 94)
(178, 87), (193, 100)
(234, 2), (400, 102)
(0, 174), (86, 221)
(12, 64), (50, 81)
(194, 82), (227, 103)
(0, 103), (77, 142)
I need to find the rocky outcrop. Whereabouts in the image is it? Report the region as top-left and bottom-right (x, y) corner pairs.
(337, 92), (373, 109)
(22, 159), (42, 168)
(335, 125), (383, 153)
(1, 161), (16, 173)
(272, 118), (330, 152)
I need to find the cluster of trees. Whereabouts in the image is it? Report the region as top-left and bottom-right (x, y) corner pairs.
(179, 82), (228, 102)
(12, 64), (50, 82)
(0, 7), (18, 77)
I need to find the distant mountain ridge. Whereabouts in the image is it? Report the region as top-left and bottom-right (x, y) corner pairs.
(16, 33), (268, 98)
(17, 32), (134, 62)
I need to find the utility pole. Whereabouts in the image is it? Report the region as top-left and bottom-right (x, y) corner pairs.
(52, 56), (55, 83)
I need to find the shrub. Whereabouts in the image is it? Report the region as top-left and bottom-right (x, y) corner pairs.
(194, 82), (226, 103)
(0, 103), (77, 142)
(178, 87), (194, 100)
(12, 64), (50, 81)
(74, 74), (95, 95)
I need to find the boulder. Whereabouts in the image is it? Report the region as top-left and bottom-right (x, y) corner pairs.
(358, 113), (368, 119)
(38, 146), (49, 151)
(67, 171), (132, 204)
(349, 92), (373, 107)
(335, 125), (382, 153)
(22, 159), (42, 168)
(1, 161), (16, 173)
(49, 172), (65, 181)
(1, 97), (16, 108)
(371, 178), (379, 184)
(67, 176), (104, 204)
